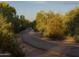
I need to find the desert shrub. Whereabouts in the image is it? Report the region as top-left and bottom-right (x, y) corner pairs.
(35, 11), (65, 40)
(64, 8), (79, 36)
(63, 8), (79, 43)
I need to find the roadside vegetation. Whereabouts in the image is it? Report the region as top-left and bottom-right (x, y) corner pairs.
(1, 1), (79, 56)
(0, 2), (30, 56)
(32, 8), (79, 43)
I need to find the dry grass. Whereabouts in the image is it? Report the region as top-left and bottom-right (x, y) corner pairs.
(64, 36), (76, 44)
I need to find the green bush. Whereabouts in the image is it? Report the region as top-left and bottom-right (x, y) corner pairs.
(35, 11), (65, 40)
(0, 14), (24, 56)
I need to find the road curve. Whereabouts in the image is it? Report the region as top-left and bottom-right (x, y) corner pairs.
(20, 29), (61, 50)
(19, 29), (79, 56)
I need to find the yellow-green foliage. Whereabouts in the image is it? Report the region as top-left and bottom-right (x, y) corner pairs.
(36, 11), (47, 32)
(64, 8), (79, 36)
(0, 14), (13, 50)
(0, 2), (25, 56)
(0, 14), (13, 42)
(35, 11), (64, 38)
(0, 2), (31, 33)
(45, 13), (64, 37)
(0, 14), (24, 56)
(35, 7), (79, 40)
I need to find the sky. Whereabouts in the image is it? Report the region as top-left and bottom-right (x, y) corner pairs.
(6, 1), (79, 21)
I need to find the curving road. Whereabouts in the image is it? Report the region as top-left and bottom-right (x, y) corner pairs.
(19, 28), (79, 57)
(20, 29), (62, 50)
